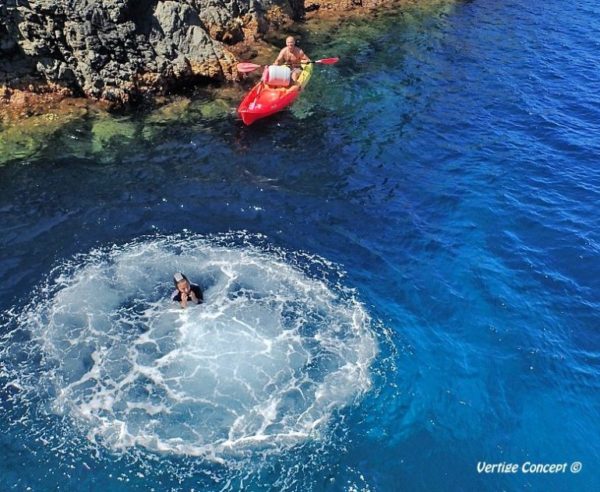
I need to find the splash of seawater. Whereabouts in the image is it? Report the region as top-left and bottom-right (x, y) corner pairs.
(1, 233), (377, 460)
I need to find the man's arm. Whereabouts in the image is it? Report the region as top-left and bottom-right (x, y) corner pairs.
(299, 49), (310, 62)
(274, 48), (287, 65)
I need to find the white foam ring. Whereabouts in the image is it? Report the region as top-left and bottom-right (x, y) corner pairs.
(4, 233), (377, 458)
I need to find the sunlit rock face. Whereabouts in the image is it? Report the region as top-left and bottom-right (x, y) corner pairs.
(0, 1), (304, 104)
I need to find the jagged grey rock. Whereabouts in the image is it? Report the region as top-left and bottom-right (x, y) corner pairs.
(0, 0), (306, 103)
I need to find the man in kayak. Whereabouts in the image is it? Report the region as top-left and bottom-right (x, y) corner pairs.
(274, 36), (311, 84)
(172, 272), (203, 308)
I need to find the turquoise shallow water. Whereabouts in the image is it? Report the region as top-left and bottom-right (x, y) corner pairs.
(1, 0), (599, 490)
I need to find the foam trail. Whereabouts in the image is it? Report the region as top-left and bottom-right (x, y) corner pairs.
(1, 233), (377, 458)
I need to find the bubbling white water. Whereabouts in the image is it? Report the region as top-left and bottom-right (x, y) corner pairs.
(6, 234), (377, 458)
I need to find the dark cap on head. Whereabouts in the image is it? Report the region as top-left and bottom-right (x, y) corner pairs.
(173, 272), (189, 286)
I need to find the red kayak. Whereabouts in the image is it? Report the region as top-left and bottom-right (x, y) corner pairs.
(238, 64), (313, 126)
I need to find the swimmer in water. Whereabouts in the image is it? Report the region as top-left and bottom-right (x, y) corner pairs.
(172, 272), (203, 308)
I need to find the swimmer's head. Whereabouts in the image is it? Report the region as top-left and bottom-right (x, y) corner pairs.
(173, 272), (190, 292)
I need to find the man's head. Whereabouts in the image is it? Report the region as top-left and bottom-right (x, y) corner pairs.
(286, 36), (296, 48)
(173, 272), (190, 293)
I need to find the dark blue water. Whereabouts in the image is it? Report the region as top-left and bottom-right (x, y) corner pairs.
(1, 0), (599, 490)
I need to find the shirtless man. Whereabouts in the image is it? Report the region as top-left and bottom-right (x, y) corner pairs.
(273, 36), (311, 83)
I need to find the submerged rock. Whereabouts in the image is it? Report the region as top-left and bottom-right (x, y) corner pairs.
(0, 104), (88, 165)
(91, 115), (138, 153)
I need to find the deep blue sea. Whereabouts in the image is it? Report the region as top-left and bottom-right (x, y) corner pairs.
(1, 0), (599, 490)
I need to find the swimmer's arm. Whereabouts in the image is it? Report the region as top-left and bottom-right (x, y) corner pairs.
(189, 290), (199, 304)
(180, 292), (188, 308)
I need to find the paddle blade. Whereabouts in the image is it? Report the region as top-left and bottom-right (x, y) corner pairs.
(237, 62), (262, 73)
(315, 57), (339, 65)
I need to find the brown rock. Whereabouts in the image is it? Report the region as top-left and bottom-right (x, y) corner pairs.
(0, 0), (408, 113)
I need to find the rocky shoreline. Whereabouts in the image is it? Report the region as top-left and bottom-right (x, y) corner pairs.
(0, 0), (410, 118)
